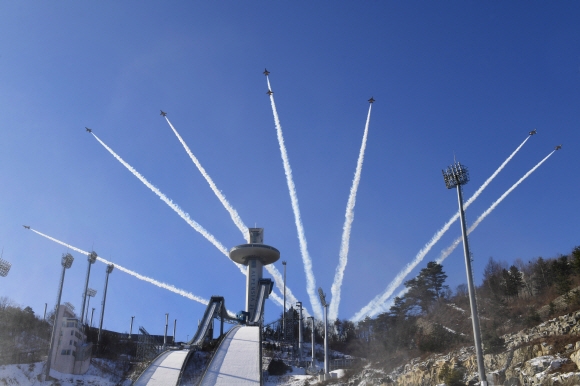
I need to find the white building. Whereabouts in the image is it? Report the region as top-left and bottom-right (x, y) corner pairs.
(49, 303), (92, 375)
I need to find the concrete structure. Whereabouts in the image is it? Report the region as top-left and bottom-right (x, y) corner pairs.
(48, 303), (92, 376)
(229, 228), (279, 317)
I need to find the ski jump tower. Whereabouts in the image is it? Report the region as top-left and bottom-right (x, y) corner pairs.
(229, 228), (279, 319)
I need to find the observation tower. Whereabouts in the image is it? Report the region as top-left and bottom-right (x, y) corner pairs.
(229, 228), (279, 317)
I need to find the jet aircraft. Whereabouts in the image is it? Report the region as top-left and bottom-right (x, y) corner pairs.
(529, 129), (537, 135)
(85, 127), (92, 133)
(555, 144), (562, 150)
(368, 97), (375, 104)
(160, 110), (167, 117)
(263, 68), (270, 76)
(267, 90), (273, 95)
(23, 225), (30, 229)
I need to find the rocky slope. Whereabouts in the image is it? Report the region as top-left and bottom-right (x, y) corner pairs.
(376, 310), (580, 385)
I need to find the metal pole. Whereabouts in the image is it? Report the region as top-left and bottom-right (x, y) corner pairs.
(80, 251), (97, 324)
(308, 316), (315, 367)
(90, 308), (95, 327)
(323, 304), (329, 376)
(282, 261), (286, 341)
(86, 296), (91, 323)
(97, 264), (114, 345)
(457, 185), (487, 385)
(43, 303), (47, 321)
(45, 253), (74, 380)
(129, 316), (134, 339)
(164, 313), (169, 346)
(173, 319), (177, 345)
(297, 302), (303, 357)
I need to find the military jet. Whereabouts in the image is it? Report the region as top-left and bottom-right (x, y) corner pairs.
(529, 129), (537, 135)
(555, 144), (562, 150)
(267, 90), (273, 96)
(263, 68), (270, 76)
(368, 97), (375, 104)
(85, 127), (92, 133)
(160, 110), (167, 117)
(23, 225), (30, 229)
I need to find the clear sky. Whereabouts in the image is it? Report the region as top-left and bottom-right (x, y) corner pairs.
(1, 2), (578, 339)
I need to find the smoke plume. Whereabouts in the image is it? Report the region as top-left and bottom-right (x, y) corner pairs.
(30, 228), (211, 305)
(90, 133), (246, 274)
(329, 103), (372, 321)
(436, 150), (556, 264)
(267, 76), (323, 320)
(351, 135), (532, 321)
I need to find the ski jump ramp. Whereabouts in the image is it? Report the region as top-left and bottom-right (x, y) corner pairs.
(134, 350), (189, 386)
(199, 325), (261, 386)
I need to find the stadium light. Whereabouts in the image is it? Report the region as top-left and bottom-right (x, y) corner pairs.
(45, 253), (74, 380)
(0, 257), (12, 277)
(442, 161), (487, 386)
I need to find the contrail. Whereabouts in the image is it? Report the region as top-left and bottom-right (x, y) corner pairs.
(29, 228), (212, 306)
(163, 116), (249, 242)
(351, 135), (532, 322)
(436, 150), (556, 264)
(329, 103), (372, 321)
(267, 76), (322, 320)
(162, 116), (304, 315)
(90, 132), (246, 274)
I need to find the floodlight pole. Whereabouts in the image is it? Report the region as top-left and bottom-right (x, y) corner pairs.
(90, 308), (95, 327)
(282, 261), (287, 341)
(97, 264), (114, 346)
(43, 303), (47, 320)
(296, 301), (303, 357)
(85, 289), (96, 324)
(164, 313), (169, 347)
(80, 251), (97, 324)
(129, 316), (135, 339)
(442, 162), (487, 386)
(308, 316), (315, 367)
(318, 287), (329, 377)
(173, 319), (177, 345)
(45, 253), (74, 380)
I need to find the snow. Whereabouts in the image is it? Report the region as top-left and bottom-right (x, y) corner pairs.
(134, 349), (189, 386)
(0, 360), (131, 385)
(200, 326), (260, 385)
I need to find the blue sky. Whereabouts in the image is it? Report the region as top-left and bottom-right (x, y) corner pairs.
(1, 1), (578, 339)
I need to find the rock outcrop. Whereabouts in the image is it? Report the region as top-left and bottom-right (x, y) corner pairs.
(384, 310), (580, 385)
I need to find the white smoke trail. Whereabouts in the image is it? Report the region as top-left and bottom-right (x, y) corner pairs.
(436, 150), (556, 264)
(351, 135), (532, 322)
(90, 133), (246, 274)
(329, 104), (372, 321)
(163, 117), (249, 242)
(162, 118), (302, 315)
(267, 77), (323, 320)
(30, 228), (211, 305)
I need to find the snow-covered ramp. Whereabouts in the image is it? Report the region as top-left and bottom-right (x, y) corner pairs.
(134, 349), (189, 386)
(199, 325), (261, 385)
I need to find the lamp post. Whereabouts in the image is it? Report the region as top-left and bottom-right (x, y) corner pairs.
(45, 253), (74, 380)
(173, 319), (177, 345)
(0, 257), (11, 277)
(90, 308), (95, 327)
(442, 161), (487, 386)
(282, 261), (287, 341)
(318, 288), (329, 378)
(129, 316), (135, 339)
(97, 264), (114, 346)
(164, 313), (169, 347)
(308, 316), (315, 367)
(296, 301), (303, 357)
(80, 251), (97, 324)
(85, 288), (97, 323)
